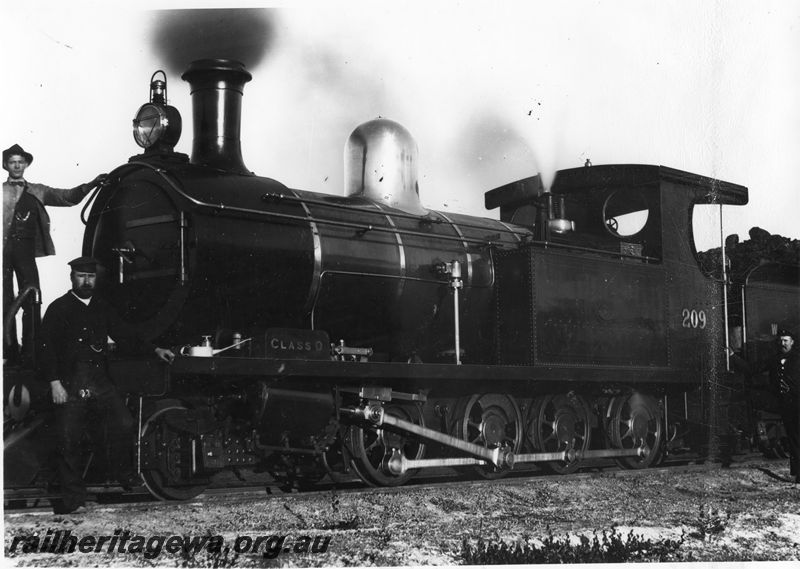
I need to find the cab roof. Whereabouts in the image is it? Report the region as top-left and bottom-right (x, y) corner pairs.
(552, 164), (748, 206)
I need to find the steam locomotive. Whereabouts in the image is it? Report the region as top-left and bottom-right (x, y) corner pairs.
(4, 59), (798, 500)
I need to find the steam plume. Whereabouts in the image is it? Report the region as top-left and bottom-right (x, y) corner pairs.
(151, 8), (277, 74)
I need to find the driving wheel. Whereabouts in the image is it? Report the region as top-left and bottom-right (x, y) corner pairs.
(456, 393), (522, 479)
(346, 403), (425, 487)
(606, 392), (664, 469)
(527, 393), (591, 474)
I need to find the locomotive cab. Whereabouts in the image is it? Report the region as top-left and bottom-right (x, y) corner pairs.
(548, 180), (662, 260)
(494, 164), (747, 374)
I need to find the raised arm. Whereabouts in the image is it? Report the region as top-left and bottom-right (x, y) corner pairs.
(31, 173), (108, 207)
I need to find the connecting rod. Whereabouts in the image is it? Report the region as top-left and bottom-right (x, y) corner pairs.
(387, 447), (648, 475)
(341, 405), (514, 470)
(342, 404), (649, 475)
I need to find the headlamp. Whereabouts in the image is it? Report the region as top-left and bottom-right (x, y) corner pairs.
(132, 70), (182, 151)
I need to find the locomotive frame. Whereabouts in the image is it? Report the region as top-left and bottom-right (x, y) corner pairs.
(4, 59), (796, 501)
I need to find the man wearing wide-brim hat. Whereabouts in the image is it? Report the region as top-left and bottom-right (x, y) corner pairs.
(2, 143), (107, 364)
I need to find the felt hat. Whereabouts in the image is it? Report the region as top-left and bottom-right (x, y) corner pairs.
(2, 144), (33, 170)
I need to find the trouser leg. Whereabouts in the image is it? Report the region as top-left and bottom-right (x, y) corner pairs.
(3, 252), (19, 361)
(782, 405), (798, 479)
(52, 401), (89, 510)
(9, 241), (39, 359)
(98, 390), (136, 479)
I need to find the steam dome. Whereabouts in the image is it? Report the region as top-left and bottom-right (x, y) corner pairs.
(344, 118), (425, 214)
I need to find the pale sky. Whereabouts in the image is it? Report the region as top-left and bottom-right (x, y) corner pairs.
(3, 1), (799, 312)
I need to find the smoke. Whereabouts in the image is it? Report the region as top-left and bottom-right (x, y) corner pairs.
(454, 110), (542, 193)
(150, 8), (277, 74)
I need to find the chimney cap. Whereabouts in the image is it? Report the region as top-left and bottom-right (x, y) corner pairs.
(182, 59), (252, 83)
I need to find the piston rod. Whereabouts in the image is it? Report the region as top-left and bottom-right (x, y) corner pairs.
(387, 452), (492, 475)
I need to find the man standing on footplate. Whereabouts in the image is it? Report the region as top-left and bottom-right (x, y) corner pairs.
(3, 143), (107, 364)
(40, 256), (175, 514)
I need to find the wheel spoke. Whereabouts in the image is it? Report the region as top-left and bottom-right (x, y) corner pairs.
(348, 404), (425, 487)
(364, 434), (382, 454)
(607, 394), (663, 469)
(528, 394), (592, 474)
(457, 394), (523, 480)
(620, 422), (634, 443)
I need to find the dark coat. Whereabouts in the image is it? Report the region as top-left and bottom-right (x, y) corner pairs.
(732, 347), (799, 406)
(3, 181), (91, 257)
(39, 291), (155, 392)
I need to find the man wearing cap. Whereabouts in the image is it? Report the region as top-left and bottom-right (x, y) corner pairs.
(731, 329), (799, 482)
(3, 143), (107, 364)
(40, 256), (175, 514)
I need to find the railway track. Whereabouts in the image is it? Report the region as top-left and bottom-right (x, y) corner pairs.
(4, 452), (773, 514)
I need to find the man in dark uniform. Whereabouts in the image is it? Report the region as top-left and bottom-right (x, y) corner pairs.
(40, 257), (175, 514)
(732, 329), (799, 482)
(3, 143), (107, 363)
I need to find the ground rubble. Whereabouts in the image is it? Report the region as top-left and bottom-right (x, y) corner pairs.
(3, 459), (799, 566)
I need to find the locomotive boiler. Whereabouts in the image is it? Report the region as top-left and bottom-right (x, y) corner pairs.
(8, 58), (793, 502)
(91, 60), (520, 367)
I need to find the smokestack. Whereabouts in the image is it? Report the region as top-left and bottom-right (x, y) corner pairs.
(181, 59), (252, 175)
